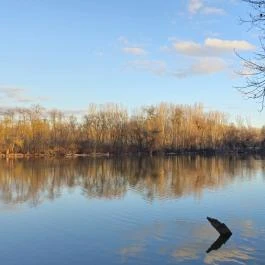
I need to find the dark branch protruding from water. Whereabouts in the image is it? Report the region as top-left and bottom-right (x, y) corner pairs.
(206, 217), (232, 253)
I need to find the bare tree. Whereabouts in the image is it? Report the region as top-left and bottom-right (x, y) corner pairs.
(237, 0), (265, 110)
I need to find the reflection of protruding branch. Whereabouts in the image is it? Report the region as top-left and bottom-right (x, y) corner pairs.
(206, 234), (232, 254)
(206, 217), (232, 253)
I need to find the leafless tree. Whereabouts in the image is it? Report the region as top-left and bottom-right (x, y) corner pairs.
(237, 0), (265, 110)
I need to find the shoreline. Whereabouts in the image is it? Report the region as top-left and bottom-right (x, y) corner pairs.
(0, 149), (264, 159)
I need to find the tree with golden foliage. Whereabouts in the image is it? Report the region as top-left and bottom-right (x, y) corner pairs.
(0, 103), (262, 157)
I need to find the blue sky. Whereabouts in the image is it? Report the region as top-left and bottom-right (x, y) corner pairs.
(0, 0), (264, 126)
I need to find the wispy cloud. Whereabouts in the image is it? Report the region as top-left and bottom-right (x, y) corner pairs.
(173, 57), (227, 78)
(122, 47), (146, 56)
(188, 0), (225, 15)
(0, 87), (49, 104)
(163, 38), (254, 78)
(119, 36), (147, 56)
(121, 34), (254, 79)
(206, 38), (255, 51)
(171, 38), (255, 57)
(125, 58), (227, 79)
(124, 37), (253, 79)
(188, 0), (203, 14)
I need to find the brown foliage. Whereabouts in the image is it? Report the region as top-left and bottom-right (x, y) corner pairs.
(0, 103), (262, 155)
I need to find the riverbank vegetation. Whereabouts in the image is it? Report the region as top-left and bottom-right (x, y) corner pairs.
(0, 103), (264, 157)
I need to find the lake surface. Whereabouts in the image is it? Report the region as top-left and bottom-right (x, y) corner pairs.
(0, 156), (265, 265)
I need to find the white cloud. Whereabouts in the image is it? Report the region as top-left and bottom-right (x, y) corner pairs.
(0, 87), (48, 104)
(188, 0), (225, 15)
(205, 38), (255, 51)
(172, 38), (255, 57)
(125, 58), (227, 78)
(125, 60), (167, 76)
(119, 36), (147, 56)
(121, 35), (254, 79)
(173, 57), (227, 78)
(173, 41), (203, 56)
(122, 47), (146, 56)
(165, 38), (254, 78)
(0, 88), (33, 103)
(188, 0), (203, 14)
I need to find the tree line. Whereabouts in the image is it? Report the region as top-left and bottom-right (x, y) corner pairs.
(0, 103), (264, 156)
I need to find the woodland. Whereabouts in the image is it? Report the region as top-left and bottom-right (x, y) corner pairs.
(0, 103), (263, 157)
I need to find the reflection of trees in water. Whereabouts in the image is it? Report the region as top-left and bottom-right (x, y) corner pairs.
(0, 156), (263, 206)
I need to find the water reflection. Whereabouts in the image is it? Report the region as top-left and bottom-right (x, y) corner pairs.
(0, 156), (264, 265)
(119, 218), (259, 265)
(174, 244), (254, 264)
(0, 156), (263, 205)
(206, 234), (232, 254)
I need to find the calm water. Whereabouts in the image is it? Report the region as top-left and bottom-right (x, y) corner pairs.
(0, 156), (265, 265)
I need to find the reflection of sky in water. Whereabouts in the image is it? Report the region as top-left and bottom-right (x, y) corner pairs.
(0, 157), (264, 264)
(117, 215), (263, 264)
